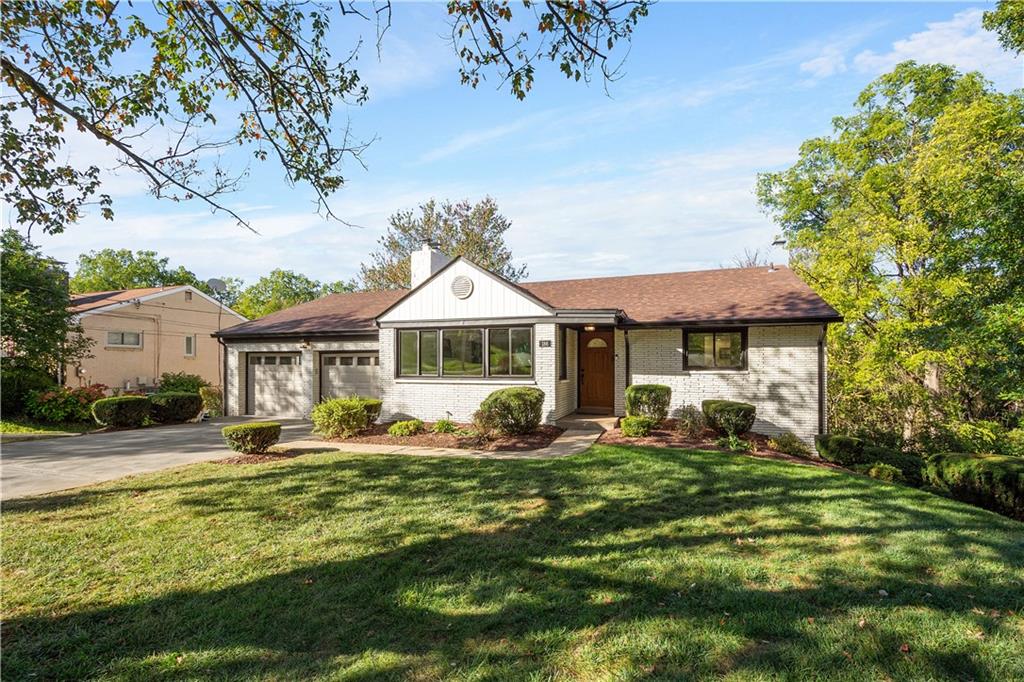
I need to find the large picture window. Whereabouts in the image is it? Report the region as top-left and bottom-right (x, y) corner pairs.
(684, 329), (747, 370)
(398, 327), (533, 378)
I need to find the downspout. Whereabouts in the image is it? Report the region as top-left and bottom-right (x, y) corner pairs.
(817, 324), (826, 435)
(624, 329), (631, 389)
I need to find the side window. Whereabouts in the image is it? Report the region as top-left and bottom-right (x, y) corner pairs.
(184, 335), (195, 357)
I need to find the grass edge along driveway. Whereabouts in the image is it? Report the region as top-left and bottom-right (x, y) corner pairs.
(3, 444), (1022, 680)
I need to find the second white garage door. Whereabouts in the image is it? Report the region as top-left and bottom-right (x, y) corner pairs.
(321, 353), (380, 400)
(246, 353), (304, 416)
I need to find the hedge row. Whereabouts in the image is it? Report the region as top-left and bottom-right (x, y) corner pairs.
(91, 392), (204, 427)
(922, 452), (1023, 520)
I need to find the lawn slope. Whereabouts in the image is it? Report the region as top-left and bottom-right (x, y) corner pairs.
(3, 445), (1022, 680)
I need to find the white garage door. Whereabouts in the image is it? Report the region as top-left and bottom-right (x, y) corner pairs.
(246, 353), (304, 416)
(321, 353), (380, 400)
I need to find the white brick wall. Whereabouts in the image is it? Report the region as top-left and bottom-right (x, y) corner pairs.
(626, 325), (823, 442)
(379, 323), (569, 423)
(554, 328), (578, 418)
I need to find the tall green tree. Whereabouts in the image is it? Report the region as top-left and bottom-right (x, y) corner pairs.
(983, 0), (1024, 54)
(757, 62), (1024, 443)
(70, 248), (211, 294)
(1, 229), (92, 408)
(233, 269), (356, 320)
(1, 1), (648, 235)
(360, 197), (527, 290)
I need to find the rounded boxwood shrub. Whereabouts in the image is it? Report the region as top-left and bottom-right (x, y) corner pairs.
(358, 397), (383, 424)
(702, 399), (756, 436)
(311, 397), (374, 438)
(477, 387), (545, 435)
(814, 434), (865, 465)
(222, 422), (281, 454)
(621, 415), (659, 437)
(922, 452), (1024, 520)
(388, 419), (424, 437)
(625, 384), (671, 421)
(150, 392), (203, 423)
(92, 395), (151, 427)
(854, 462), (906, 484)
(768, 432), (811, 457)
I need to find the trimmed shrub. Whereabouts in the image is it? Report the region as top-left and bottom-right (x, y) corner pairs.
(388, 419), (424, 437)
(625, 384), (671, 421)
(92, 396), (151, 427)
(150, 392), (203, 423)
(1, 361), (55, 415)
(621, 415), (659, 438)
(473, 409), (496, 436)
(814, 434), (865, 465)
(674, 405), (706, 438)
(432, 419), (458, 434)
(26, 384), (107, 423)
(158, 371), (209, 394)
(358, 397), (383, 424)
(222, 422), (281, 454)
(199, 386), (223, 417)
(922, 452), (1024, 520)
(854, 462), (906, 484)
(864, 445), (924, 485)
(768, 432), (811, 457)
(702, 400), (756, 436)
(477, 387), (545, 436)
(312, 398), (370, 438)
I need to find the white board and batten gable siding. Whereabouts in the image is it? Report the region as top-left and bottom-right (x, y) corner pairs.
(378, 260), (550, 324)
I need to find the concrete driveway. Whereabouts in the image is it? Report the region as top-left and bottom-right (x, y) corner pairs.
(1, 419), (313, 500)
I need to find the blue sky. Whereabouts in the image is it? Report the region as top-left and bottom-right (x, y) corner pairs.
(25, 2), (1023, 285)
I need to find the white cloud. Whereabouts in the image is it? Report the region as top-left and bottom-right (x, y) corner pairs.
(800, 48), (848, 79)
(854, 9), (1023, 86)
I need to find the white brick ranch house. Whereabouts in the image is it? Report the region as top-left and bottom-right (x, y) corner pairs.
(215, 245), (842, 442)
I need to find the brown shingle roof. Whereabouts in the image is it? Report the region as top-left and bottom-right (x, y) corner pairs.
(70, 286), (184, 314)
(216, 264), (839, 338)
(216, 289), (407, 338)
(518, 266), (840, 324)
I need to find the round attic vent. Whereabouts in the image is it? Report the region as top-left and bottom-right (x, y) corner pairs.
(451, 275), (474, 299)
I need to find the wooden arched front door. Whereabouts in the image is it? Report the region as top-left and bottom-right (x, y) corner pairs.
(579, 330), (614, 413)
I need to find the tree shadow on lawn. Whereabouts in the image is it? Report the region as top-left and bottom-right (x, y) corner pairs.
(4, 445), (1023, 680)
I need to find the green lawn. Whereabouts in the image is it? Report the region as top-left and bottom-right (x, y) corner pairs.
(0, 418), (94, 434)
(3, 445), (1022, 680)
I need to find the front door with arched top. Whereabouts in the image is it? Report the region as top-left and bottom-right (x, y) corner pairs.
(579, 330), (614, 413)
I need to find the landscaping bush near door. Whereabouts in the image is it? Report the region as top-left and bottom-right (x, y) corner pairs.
(92, 396), (151, 427)
(150, 392), (204, 423)
(625, 384), (671, 421)
(923, 452), (1024, 520)
(702, 399), (756, 436)
(477, 387), (544, 435)
(621, 415), (659, 437)
(312, 397), (379, 438)
(222, 422), (281, 454)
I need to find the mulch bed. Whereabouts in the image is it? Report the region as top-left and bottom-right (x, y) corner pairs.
(598, 419), (845, 470)
(218, 447), (327, 465)
(333, 422), (565, 452)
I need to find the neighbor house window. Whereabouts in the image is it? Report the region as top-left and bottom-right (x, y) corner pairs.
(184, 335), (195, 357)
(107, 331), (141, 347)
(684, 329), (747, 370)
(397, 327), (534, 378)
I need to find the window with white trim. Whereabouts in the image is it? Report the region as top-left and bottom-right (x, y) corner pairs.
(398, 327), (534, 378)
(107, 331), (142, 347)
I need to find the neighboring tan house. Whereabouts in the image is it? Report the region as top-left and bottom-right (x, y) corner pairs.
(69, 285), (246, 392)
(215, 245), (842, 442)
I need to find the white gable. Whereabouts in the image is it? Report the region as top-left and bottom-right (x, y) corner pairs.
(379, 259), (550, 323)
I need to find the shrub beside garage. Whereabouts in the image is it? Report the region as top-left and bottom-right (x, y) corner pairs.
(92, 396), (152, 428)
(222, 422), (281, 454)
(150, 392), (204, 423)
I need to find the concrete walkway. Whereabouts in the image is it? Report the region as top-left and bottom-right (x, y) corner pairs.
(280, 414), (613, 460)
(1, 419), (313, 500)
